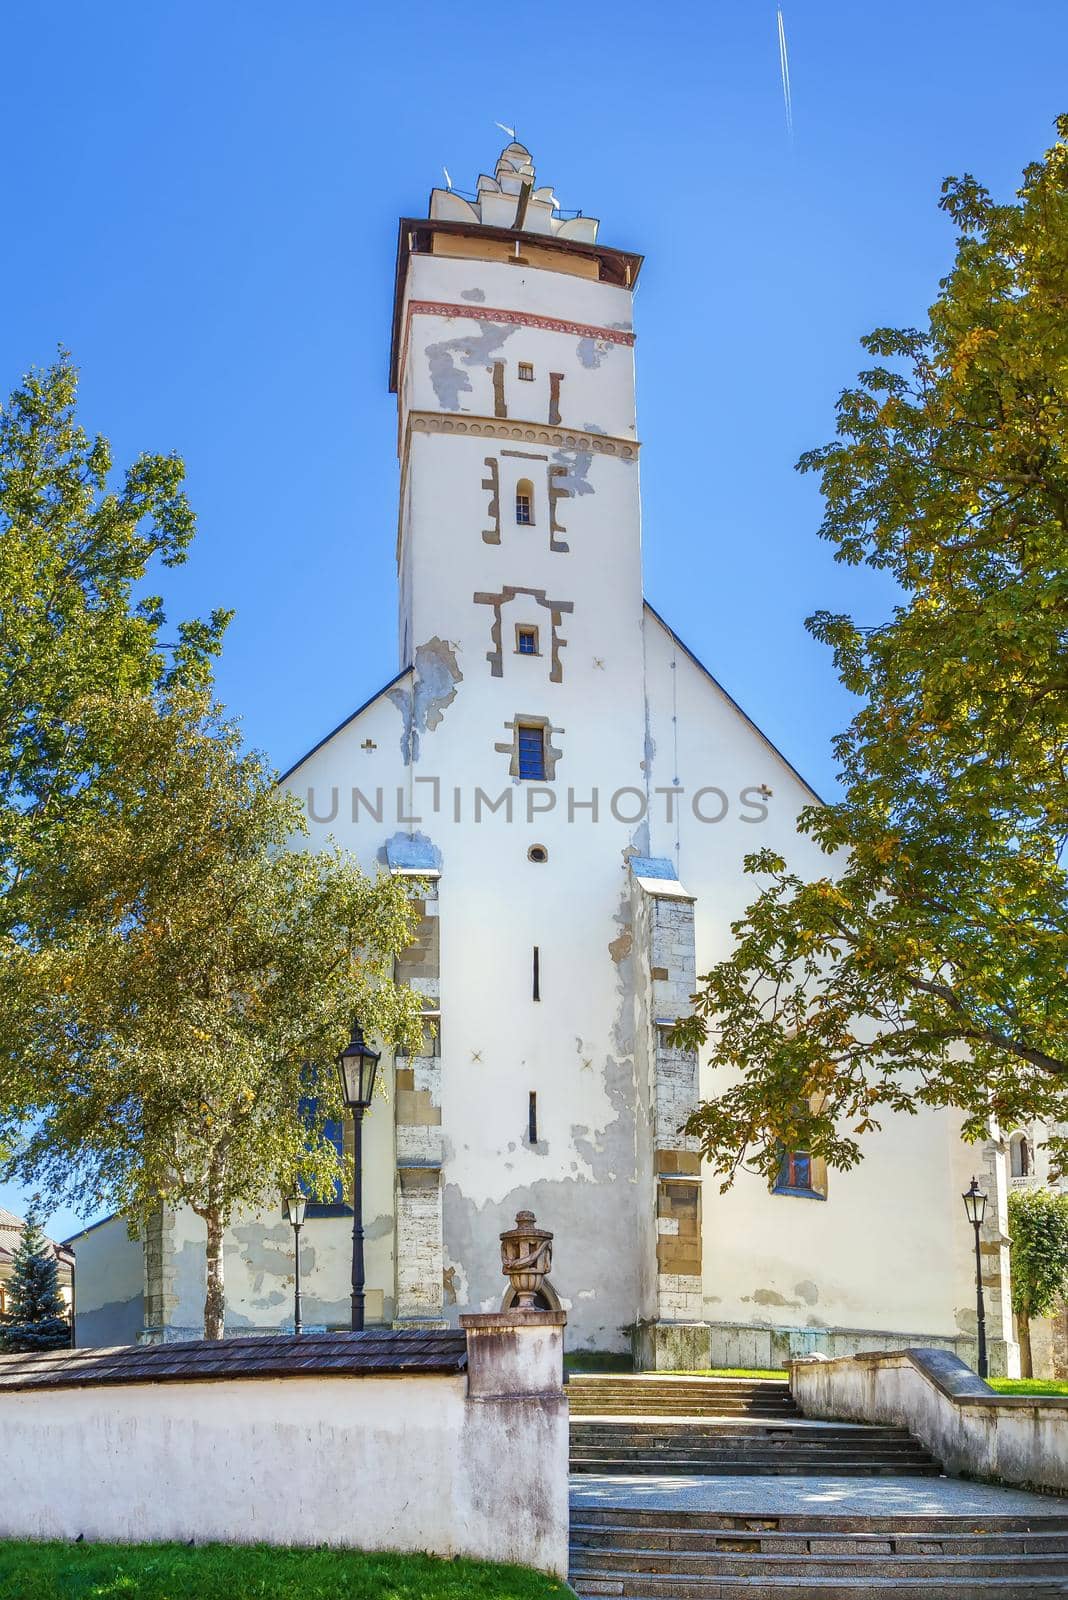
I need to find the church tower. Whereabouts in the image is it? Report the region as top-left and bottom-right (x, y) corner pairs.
(384, 143), (662, 1346)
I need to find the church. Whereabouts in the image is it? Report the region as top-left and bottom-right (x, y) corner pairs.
(69, 140), (1019, 1374)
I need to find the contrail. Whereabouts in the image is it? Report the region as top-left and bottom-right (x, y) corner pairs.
(777, 7), (793, 136)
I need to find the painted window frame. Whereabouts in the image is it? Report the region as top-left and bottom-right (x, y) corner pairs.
(772, 1146), (828, 1201)
(517, 723), (548, 781)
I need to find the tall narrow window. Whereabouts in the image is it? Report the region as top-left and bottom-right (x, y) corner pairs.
(515, 478), (534, 525)
(532, 946), (541, 1001)
(528, 1092), (538, 1144)
(517, 724), (546, 780)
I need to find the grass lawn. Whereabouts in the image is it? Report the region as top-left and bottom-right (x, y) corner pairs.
(0, 1542), (566, 1600)
(988, 1377), (1068, 1397)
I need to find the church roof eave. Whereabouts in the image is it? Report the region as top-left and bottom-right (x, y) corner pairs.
(643, 599), (826, 807)
(277, 665), (412, 785)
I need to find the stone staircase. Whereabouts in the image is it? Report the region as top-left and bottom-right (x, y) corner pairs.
(569, 1505), (1068, 1597)
(568, 1374), (940, 1476)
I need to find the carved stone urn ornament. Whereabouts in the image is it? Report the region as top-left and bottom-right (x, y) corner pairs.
(499, 1210), (553, 1309)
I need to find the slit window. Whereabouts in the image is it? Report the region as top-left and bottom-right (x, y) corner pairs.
(528, 1092), (538, 1143)
(516, 478), (534, 525)
(533, 946), (541, 1001)
(517, 626), (538, 656)
(517, 724), (546, 780)
(518, 361), (534, 381)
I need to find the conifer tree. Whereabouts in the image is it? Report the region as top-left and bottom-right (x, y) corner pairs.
(0, 1204), (69, 1352)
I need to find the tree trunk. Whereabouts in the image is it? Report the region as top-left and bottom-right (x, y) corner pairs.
(203, 1207), (226, 1341)
(1019, 1310), (1033, 1379)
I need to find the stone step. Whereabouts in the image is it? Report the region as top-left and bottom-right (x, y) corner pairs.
(570, 1444), (936, 1461)
(570, 1461), (942, 1476)
(570, 1546), (1068, 1579)
(570, 1424), (915, 1439)
(570, 1574), (1068, 1598)
(569, 1406), (802, 1417)
(571, 1526), (1068, 1555)
(568, 1405), (801, 1414)
(573, 1511), (1068, 1535)
(568, 1376), (790, 1386)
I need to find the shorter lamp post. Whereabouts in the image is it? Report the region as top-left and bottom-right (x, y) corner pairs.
(282, 1192), (307, 1336)
(963, 1177), (989, 1378)
(335, 1018), (381, 1332)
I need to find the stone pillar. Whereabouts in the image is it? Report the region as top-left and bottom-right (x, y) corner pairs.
(979, 1136), (1021, 1378)
(392, 873), (446, 1326)
(459, 1310), (569, 1577)
(629, 858), (708, 1371)
(139, 1205), (178, 1345)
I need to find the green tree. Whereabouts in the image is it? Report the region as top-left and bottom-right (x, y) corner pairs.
(0, 1203), (69, 1352)
(1, 693), (423, 1339)
(1008, 1187), (1068, 1378)
(0, 353), (228, 931)
(675, 118), (1068, 1184)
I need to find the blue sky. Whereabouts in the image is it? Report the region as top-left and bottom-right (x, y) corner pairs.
(2, 1), (1065, 1237)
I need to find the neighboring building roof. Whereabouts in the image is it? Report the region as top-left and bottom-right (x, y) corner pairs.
(0, 1209), (75, 1269)
(0, 1329), (469, 1391)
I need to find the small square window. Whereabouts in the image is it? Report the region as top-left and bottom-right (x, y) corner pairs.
(518, 362), (534, 381)
(517, 725), (546, 781)
(517, 627), (538, 656)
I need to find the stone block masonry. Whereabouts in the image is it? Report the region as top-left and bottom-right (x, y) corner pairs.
(393, 881), (446, 1325)
(629, 860), (706, 1367)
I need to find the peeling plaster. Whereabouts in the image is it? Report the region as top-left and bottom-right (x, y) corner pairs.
(550, 447), (595, 500)
(426, 323), (517, 410)
(389, 637), (463, 762)
(576, 336), (615, 370)
(232, 1223), (313, 1305)
(608, 928), (633, 965)
(443, 1165), (639, 1349)
(460, 287), (486, 302)
(750, 1288), (791, 1308)
(795, 1279), (820, 1306)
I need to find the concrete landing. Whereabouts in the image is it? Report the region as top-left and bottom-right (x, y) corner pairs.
(570, 1473), (1068, 1518)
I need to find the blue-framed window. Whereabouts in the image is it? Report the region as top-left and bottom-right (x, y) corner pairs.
(772, 1147), (825, 1201)
(517, 628), (537, 656)
(297, 1095), (350, 1213)
(518, 724), (546, 780)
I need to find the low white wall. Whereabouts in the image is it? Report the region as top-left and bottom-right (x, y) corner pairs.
(0, 1318), (569, 1576)
(791, 1348), (1068, 1493)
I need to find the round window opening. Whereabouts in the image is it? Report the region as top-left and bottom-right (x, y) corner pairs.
(528, 844), (548, 864)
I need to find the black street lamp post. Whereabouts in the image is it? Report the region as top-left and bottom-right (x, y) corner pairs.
(962, 1176), (989, 1379)
(335, 1018), (381, 1332)
(282, 1193), (307, 1336)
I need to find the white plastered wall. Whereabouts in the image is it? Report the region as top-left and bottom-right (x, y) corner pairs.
(642, 607), (987, 1356)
